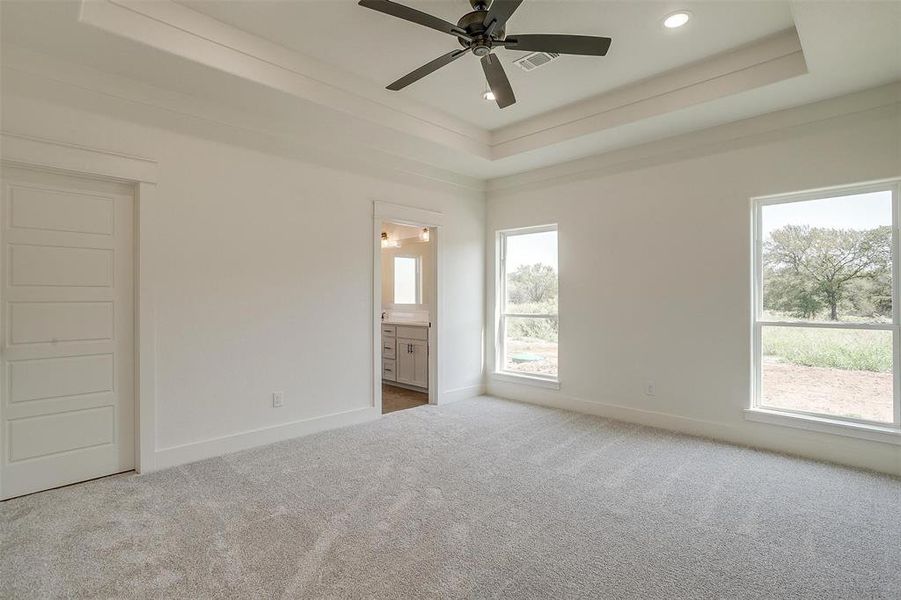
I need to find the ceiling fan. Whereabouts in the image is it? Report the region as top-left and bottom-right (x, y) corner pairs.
(358, 0), (612, 109)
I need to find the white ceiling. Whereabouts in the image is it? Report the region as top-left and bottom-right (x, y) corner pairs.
(1, 1), (899, 183)
(179, 0), (795, 130)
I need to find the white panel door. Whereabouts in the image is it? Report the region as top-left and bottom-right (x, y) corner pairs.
(0, 166), (134, 499)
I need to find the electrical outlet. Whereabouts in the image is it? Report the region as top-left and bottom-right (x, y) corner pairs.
(645, 382), (656, 396)
(272, 391), (285, 408)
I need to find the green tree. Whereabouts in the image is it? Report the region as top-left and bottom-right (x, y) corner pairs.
(507, 263), (558, 306)
(763, 225), (891, 321)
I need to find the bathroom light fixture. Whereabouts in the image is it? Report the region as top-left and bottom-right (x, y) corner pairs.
(381, 232), (399, 248)
(419, 227), (430, 242)
(663, 11), (691, 29)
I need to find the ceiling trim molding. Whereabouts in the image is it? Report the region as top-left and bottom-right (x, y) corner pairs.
(488, 29), (808, 159)
(77, 1), (813, 165)
(78, 0), (491, 157)
(1, 45), (486, 196)
(487, 82), (901, 196)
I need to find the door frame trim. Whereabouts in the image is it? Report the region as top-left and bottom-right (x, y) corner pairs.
(0, 131), (159, 486)
(373, 201), (444, 413)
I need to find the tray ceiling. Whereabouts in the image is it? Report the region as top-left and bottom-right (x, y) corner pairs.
(179, 0), (795, 130)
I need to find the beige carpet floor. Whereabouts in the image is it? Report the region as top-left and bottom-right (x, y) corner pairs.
(2, 396), (900, 599)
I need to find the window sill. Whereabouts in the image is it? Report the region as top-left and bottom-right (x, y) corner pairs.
(491, 371), (560, 390)
(744, 408), (901, 446)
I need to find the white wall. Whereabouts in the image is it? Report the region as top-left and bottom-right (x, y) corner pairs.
(1, 87), (485, 468)
(487, 98), (901, 475)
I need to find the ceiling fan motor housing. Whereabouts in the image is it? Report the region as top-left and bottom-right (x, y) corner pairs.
(457, 9), (503, 54)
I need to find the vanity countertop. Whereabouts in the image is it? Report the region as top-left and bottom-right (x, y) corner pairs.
(382, 320), (429, 327)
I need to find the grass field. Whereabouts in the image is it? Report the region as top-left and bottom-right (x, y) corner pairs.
(761, 326), (892, 372)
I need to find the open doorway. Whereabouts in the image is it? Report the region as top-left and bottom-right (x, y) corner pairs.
(378, 221), (435, 414)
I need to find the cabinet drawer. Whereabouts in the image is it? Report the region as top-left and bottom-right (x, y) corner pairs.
(381, 325), (396, 337)
(382, 337), (396, 359)
(395, 325), (428, 341)
(382, 359), (396, 381)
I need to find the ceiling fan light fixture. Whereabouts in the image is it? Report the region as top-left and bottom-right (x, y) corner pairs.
(358, 0), (613, 110)
(663, 11), (691, 29)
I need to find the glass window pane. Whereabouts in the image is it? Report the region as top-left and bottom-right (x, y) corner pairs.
(761, 191), (892, 324)
(394, 256), (417, 304)
(504, 316), (558, 377)
(505, 230), (558, 315)
(760, 326), (893, 423)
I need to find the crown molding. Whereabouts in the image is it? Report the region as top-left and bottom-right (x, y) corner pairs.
(487, 81), (901, 196)
(487, 29), (807, 159)
(79, 0), (491, 157)
(0, 45), (486, 197)
(78, 1), (808, 165)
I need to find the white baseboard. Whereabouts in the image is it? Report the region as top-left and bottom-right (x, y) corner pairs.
(487, 382), (901, 477)
(152, 406), (379, 471)
(439, 383), (486, 405)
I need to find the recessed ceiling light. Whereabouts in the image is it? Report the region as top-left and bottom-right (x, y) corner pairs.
(663, 11), (691, 29)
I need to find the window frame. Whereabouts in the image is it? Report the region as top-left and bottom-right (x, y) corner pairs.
(393, 254), (421, 305)
(495, 224), (559, 386)
(750, 178), (901, 434)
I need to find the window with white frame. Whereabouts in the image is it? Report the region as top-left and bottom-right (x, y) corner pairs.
(752, 180), (901, 428)
(394, 256), (420, 305)
(497, 225), (558, 380)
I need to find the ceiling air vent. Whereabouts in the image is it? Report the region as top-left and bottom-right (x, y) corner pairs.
(513, 51), (561, 72)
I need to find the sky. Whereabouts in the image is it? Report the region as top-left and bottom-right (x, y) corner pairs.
(506, 230), (558, 271)
(762, 190), (892, 239)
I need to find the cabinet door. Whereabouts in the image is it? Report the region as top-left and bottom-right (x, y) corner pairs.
(395, 339), (415, 385)
(382, 359), (396, 382)
(410, 339), (429, 388)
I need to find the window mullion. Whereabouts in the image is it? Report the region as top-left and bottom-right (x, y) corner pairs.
(757, 321), (895, 331)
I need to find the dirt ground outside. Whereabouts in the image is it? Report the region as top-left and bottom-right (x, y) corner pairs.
(761, 357), (893, 423)
(502, 341), (893, 423)
(504, 339), (558, 376)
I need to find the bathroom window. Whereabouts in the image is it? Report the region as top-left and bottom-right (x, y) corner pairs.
(394, 256), (421, 305)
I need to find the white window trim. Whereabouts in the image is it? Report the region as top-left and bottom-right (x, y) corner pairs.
(494, 224), (559, 387)
(748, 178), (901, 439)
(744, 407), (901, 446)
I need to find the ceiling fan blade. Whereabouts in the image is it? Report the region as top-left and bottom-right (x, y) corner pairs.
(483, 0), (524, 36)
(503, 34), (612, 56)
(481, 53), (516, 109)
(387, 49), (469, 91)
(358, 0), (471, 41)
